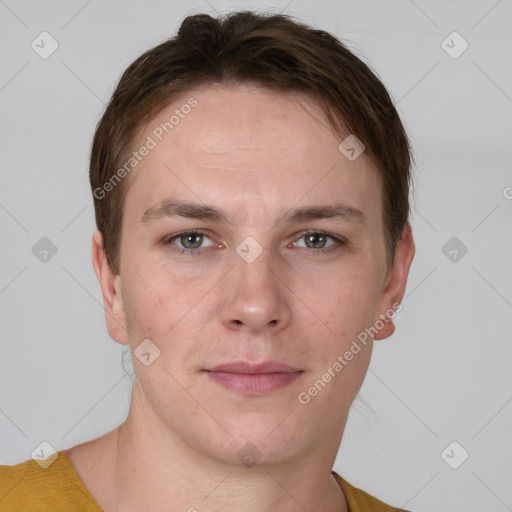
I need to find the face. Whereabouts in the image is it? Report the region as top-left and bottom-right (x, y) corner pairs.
(95, 84), (414, 467)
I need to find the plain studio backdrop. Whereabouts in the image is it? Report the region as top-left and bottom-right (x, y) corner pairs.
(0, 1), (511, 511)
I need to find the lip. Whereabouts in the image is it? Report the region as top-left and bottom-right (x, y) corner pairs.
(207, 361), (302, 374)
(204, 361), (304, 395)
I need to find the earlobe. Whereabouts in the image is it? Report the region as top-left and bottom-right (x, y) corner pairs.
(91, 230), (129, 345)
(373, 222), (415, 341)
(374, 318), (395, 341)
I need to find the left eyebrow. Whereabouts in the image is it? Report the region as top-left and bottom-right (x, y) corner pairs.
(278, 204), (366, 225)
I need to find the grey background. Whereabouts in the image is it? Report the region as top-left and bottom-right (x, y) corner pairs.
(1, 1), (511, 511)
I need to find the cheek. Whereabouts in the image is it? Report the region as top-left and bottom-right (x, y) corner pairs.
(291, 265), (380, 406)
(296, 265), (380, 343)
(121, 256), (219, 342)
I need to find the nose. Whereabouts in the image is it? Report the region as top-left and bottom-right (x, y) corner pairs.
(219, 246), (292, 334)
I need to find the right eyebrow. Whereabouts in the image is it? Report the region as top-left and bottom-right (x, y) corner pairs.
(140, 200), (228, 224)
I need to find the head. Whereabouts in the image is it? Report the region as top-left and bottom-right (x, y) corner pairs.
(90, 12), (414, 467)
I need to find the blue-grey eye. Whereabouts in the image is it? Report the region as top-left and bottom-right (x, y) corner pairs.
(304, 233), (328, 249)
(179, 233), (204, 249)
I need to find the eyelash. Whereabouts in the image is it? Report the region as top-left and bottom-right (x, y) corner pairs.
(163, 230), (347, 257)
(163, 230), (217, 257)
(292, 230), (347, 255)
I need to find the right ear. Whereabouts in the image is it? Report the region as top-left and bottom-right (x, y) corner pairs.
(91, 230), (129, 345)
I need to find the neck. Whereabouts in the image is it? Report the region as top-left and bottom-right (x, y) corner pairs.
(95, 386), (348, 512)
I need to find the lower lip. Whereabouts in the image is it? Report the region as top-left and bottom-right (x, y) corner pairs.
(205, 371), (303, 394)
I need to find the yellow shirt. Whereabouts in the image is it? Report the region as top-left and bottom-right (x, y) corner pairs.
(0, 451), (408, 511)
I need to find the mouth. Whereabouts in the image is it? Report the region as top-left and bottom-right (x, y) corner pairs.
(203, 361), (304, 395)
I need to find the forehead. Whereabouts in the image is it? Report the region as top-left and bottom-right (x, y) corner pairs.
(124, 84), (382, 224)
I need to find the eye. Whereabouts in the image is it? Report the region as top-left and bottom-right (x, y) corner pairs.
(164, 230), (216, 254)
(292, 231), (345, 252)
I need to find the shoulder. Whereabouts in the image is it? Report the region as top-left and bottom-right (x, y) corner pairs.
(332, 471), (410, 512)
(0, 451), (102, 511)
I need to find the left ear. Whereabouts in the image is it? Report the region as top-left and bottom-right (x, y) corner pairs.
(374, 222), (415, 340)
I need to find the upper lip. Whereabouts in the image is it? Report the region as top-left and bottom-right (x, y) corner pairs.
(206, 361), (303, 374)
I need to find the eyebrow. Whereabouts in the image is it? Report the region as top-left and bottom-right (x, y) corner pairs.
(279, 204), (365, 225)
(140, 199), (365, 226)
(141, 200), (226, 224)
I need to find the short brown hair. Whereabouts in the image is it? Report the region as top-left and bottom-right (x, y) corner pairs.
(90, 11), (412, 274)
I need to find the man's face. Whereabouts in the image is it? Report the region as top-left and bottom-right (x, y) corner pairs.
(109, 84), (405, 466)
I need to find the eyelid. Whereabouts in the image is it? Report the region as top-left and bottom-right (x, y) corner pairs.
(164, 228), (214, 241)
(290, 229), (347, 248)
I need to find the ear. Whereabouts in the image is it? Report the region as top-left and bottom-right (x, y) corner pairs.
(373, 222), (415, 341)
(91, 230), (129, 345)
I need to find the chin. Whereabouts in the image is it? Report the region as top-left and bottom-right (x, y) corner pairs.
(198, 422), (307, 469)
